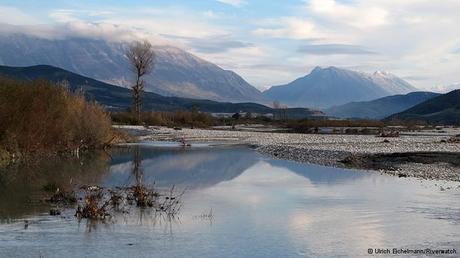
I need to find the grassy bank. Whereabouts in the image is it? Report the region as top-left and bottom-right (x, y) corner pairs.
(0, 77), (114, 161)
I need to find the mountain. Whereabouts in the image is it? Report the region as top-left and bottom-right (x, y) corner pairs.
(0, 64), (319, 118)
(108, 147), (258, 189)
(385, 89), (460, 124)
(430, 83), (460, 93)
(0, 33), (265, 103)
(325, 91), (440, 119)
(263, 66), (417, 109)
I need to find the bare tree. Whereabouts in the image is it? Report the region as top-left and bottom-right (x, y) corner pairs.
(272, 101), (281, 120)
(280, 104), (288, 121)
(126, 40), (155, 124)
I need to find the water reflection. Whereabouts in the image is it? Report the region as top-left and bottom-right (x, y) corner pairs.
(266, 158), (367, 184)
(0, 153), (110, 221)
(105, 146), (258, 189)
(0, 145), (459, 257)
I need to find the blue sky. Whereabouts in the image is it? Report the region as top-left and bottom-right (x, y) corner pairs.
(1, 0), (460, 91)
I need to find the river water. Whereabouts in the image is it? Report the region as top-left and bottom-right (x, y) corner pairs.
(0, 144), (459, 257)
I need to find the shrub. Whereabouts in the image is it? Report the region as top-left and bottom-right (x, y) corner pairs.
(287, 119), (385, 133)
(111, 111), (215, 128)
(0, 77), (113, 157)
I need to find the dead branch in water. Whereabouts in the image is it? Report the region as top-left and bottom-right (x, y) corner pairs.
(75, 184), (184, 220)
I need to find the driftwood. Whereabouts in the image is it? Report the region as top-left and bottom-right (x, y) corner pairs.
(378, 130), (400, 138)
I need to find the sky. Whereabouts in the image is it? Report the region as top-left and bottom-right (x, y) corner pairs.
(0, 0), (460, 92)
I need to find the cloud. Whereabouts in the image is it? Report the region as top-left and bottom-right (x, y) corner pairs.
(297, 44), (377, 55)
(49, 9), (115, 23)
(217, 0), (247, 7)
(451, 44), (460, 54)
(253, 17), (323, 40)
(430, 83), (460, 93)
(0, 21), (164, 44)
(49, 9), (79, 23)
(0, 6), (38, 25)
(307, 0), (388, 29)
(2, 1), (460, 90)
(161, 34), (252, 53)
(402, 75), (431, 81)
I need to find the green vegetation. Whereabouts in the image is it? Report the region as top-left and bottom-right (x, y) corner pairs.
(0, 77), (113, 160)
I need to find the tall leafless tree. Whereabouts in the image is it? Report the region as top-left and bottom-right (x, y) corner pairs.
(272, 101), (281, 120)
(126, 40), (155, 124)
(272, 101), (288, 120)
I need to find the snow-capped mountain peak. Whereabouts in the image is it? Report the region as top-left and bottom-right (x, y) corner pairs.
(263, 66), (418, 108)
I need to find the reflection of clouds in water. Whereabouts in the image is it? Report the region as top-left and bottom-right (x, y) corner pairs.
(288, 212), (313, 230)
(286, 208), (386, 257)
(109, 162), (132, 175)
(200, 161), (388, 253)
(181, 159), (459, 256)
(220, 161), (313, 188)
(202, 161), (314, 208)
(105, 147), (259, 189)
(109, 152), (219, 175)
(142, 152), (219, 172)
(2, 146), (460, 257)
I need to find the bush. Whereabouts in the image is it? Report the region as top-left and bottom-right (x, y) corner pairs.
(112, 111), (215, 128)
(0, 77), (113, 157)
(287, 119), (385, 133)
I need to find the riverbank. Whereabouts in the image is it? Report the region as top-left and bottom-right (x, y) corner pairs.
(116, 125), (460, 182)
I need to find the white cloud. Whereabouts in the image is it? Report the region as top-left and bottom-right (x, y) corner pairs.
(253, 17), (323, 40)
(248, 0), (460, 90)
(308, 0), (388, 29)
(2, 1), (460, 90)
(49, 9), (115, 23)
(49, 9), (79, 23)
(0, 6), (38, 25)
(217, 0), (247, 7)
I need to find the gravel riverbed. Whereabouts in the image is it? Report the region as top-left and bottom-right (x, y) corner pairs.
(117, 126), (460, 182)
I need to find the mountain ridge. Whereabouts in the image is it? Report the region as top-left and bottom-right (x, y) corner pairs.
(385, 89), (460, 124)
(325, 91), (440, 119)
(0, 64), (320, 119)
(0, 33), (266, 103)
(263, 66), (417, 108)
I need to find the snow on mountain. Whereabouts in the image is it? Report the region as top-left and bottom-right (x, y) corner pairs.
(367, 71), (417, 94)
(430, 83), (460, 93)
(263, 66), (418, 109)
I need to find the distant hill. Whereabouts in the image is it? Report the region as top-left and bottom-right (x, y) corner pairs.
(326, 92), (440, 119)
(263, 66), (417, 109)
(0, 33), (266, 103)
(0, 65), (319, 118)
(385, 89), (460, 124)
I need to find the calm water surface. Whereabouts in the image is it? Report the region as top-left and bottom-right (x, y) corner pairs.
(0, 144), (459, 257)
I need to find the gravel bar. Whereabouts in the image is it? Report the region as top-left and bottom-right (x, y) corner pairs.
(116, 126), (460, 182)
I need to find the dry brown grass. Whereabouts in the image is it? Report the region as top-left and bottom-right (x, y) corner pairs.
(75, 184), (183, 220)
(288, 119), (385, 129)
(112, 111), (215, 128)
(0, 77), (113, 157)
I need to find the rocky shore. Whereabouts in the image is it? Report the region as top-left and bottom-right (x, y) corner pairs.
(117, 125), (460, 182)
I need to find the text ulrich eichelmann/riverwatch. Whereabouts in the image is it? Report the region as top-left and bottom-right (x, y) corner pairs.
(370, 248), (456, 255)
